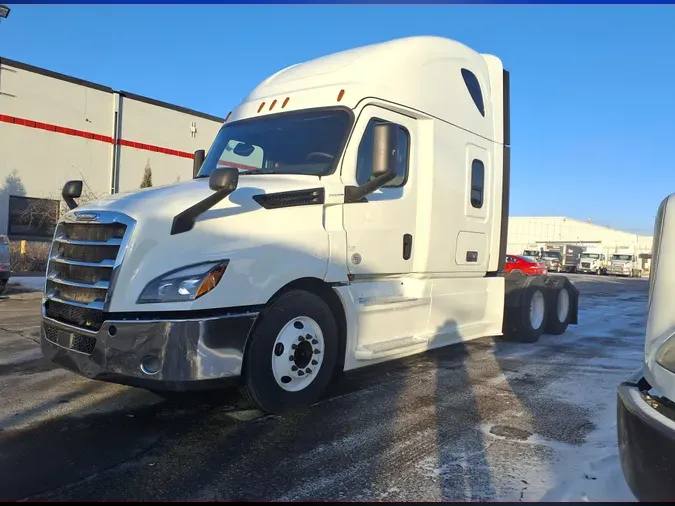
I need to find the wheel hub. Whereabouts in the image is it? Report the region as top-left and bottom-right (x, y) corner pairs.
(271, 316), (325, 392)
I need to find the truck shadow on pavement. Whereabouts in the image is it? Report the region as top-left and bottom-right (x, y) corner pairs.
(0, 317), (506, 502)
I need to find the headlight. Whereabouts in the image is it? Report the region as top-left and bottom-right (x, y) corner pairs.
(656, 335), (675, 373)
(138, 261), (228, 303)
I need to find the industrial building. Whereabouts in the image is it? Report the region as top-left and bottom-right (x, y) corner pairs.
(507, 216), (653, 271)
(0, 56), (224, 240)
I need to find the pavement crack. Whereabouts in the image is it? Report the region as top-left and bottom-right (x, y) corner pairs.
(0, 326), (40, 344)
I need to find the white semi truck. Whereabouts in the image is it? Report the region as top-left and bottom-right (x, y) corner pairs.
(608, 245), (642, 277)
(39, 36), (579, 413)
(618, 193), (675, 501)
(578, 245), (607, 275)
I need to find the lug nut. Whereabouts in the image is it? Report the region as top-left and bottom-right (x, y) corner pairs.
(292, 344), (297, 350)
(312, 339), (318, 345)
(305, 368), (312, 374)
(292, 365), (298, 371)
(312, 360), (318, 365)
(298, 336), (305, 341)
(298, 370), (305, 376)
(314, 349), (321, 355)
(289, 355), (295, 361)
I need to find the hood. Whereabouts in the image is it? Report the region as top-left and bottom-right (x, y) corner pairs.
(63, 174), (333, 313)
(73, 174), (325, 222)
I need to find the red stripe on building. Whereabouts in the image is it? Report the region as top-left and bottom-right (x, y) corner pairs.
(1, 114), (196, 160)
(1, 113), (115, 144)
(117, 138), (193, 159)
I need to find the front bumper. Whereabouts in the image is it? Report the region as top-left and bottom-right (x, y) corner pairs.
(41, 306), (259, 391)
(617, 369), (675, 501)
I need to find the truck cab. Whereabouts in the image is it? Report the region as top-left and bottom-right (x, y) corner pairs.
(609, 248), (642, 277)
(39, 36), (579, 413)
(578, 247), (607, 275)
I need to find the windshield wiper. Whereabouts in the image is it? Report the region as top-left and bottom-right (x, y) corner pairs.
(240, 169), (276, 175)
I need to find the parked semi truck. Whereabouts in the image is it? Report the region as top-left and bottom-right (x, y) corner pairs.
(618, 193), (675, 501)
(539, 243), (582, 273)
(608, 246), (642, 277)
(522, 244), (542, 260)
(39, 36), (580, 413)
(578, 245), (607, 275)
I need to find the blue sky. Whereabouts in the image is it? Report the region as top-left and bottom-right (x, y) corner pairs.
(2, 5), (674, 233)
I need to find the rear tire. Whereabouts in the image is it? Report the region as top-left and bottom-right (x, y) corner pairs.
(544, 276), (573, 335)
(240, 289), (338, 414)
(502, 277), (548, 343)
(0, 280), (6, 296)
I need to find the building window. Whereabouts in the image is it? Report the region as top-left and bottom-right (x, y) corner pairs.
(7, 195), (60, 240)
(470, 159), (484, 208)
(461, 68), (485, 117)
(356, 118), (410, 187)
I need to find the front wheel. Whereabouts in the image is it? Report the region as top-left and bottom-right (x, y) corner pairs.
(240, 289), (338, 414)
(0, 279), (6, 296)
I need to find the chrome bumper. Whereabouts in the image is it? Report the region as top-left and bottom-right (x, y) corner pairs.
(40, 306), (259, 391)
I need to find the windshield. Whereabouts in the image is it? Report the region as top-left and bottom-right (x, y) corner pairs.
(543, 251), (561, 259)
(198, 109), (352, 177)
(613, 254), (633, 261)
(581, 253), (600, 259)
(523, 250), (540, 257)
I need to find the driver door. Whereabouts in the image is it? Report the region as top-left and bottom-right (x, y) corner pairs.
(341, 106), (417, 277)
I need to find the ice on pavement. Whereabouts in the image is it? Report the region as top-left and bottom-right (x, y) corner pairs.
(505, 276), (639, 502)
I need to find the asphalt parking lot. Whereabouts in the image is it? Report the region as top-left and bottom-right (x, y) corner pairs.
(0, 274), (644, 501)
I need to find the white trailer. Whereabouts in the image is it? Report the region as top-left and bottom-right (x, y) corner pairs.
(39, 36), (580, 413)
(618, 193), (675, 500)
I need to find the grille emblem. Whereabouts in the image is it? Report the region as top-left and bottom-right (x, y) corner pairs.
(75, 212), (99, 222)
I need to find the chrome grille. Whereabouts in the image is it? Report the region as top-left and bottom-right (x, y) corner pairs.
(44, 212), (135, 331)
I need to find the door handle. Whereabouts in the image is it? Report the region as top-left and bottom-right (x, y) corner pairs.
(403, 234), (413, 260)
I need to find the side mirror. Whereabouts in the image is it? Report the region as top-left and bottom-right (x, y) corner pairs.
(193, 149), (206, 178)
(170, 167), (239, 235)
(344, 122), (399, 203)
(371, 122), (399, 178)
(209, 167), (239, 192)
(62, 180), (83, 210)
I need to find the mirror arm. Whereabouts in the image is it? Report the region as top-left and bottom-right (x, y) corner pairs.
(170, 187), (235, 235)
(343, 171), (397, 203)
(64, 196), (78, 210)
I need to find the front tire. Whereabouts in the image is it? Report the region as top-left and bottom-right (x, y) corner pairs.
(240, 290), (338, 414)
(0, 279), (6, 296)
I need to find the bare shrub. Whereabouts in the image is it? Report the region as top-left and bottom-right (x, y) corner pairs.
(10, 241), (51, 273)
(10, 176), (104, 273)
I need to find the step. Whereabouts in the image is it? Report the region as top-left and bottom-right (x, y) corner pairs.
(355, 335), (428, 360)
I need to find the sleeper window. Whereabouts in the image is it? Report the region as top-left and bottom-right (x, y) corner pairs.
(470, 159), (484, 208)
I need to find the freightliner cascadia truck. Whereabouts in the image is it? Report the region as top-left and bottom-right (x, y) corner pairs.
(40, 36), (579, 413)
